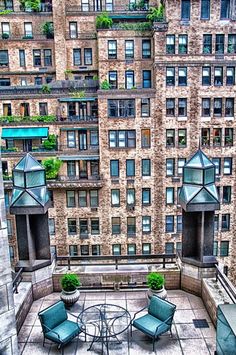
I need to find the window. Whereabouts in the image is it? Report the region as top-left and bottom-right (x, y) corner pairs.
(127, 188), (135, 205)
(166, 158), (175, 176)
(69, 245), (78, 256)
(177, 215), (182, 232)
(223, 158), (232, 175)
(127, 217), (136, 235)
(142, 39), (151, 58)
(226, 67), (235, 85)
(142, 216), (151, 233)
(214, 215), (219, 232)
(125, 70), (135, 89)
(112, 244), (121, 256)
(1, 22), (9, 36)
(166, 215), (174, 232)
(166, 129), (175, 147)
(125, 40), (134, 59)
(112, 217), (121, 234)
(33, 50), (41, 66)
(166, 67), (175, 86)
(39, 102), (48, 116)
(7, 219), (12, 237)
(166, 187), (174, 204)
(105, 0), (113, 11)
(228, 34), (236, 53)
(111, 189), (120, 206)
(84, 48), (92, 65)
(201, 0), (210, 19)
(73, 49), (81, 66)
(166, 98), (175, 116)
(213, 128), (222, 146)
(202, 98), (211, 116)
(108, 40), (117, 59)
(9, 246), (14, 261)
(142, 159), (151, 176)
(178, 129), (187, 147)
(141, 129), (151, 148)
(179, 34), (188, 54)
(143, 70), (151, 88)
(212, 158), (221, 175)
(78, 190), (87, 207)
(90, 190), (98, 207)
(220, 241), (229, 256)
(225, 98), (234, 117)
(44, 49), (52, 66)
(203, 34), (212, 54)
(0, 50), (8, 66)
(66, 191), (76, 207)
(68, 219), (77, 235)
(181, 0), (190, 20)
(202, 67), (211, 85)
(178, 67), (187, 86)
(3, 103), (11, 117)
(213, 241), (218, 256)
(142, 243), (151, 255)
(178, 158), (186, 175)
(0, 78), (10, 86)
(69, 22), (77, 38)
(221, 0), (230, 19)
(126, 159), (135, 177)
(24, 22), (32, 37)
(214, 98), (222, 116)
(109, 130), (136, 148)
(80, 219), (88, 236)
(202, 128), (210, 146)
(108, 99), (135, 118)
(178, 98), (187, 116)
(108, 71), (117, 89)
(67, 131), (76, 148)
(225, 128), (233, 146)
(48, 218), (55, 236)
(127, 244), (136, 255)
(67, 161), (76, 177)
(222, 214), (230, 231)
(92, 245), (100, 256)
(215, 34), (224, 54)
(110, 160), (119, 177)
(165, 242), (174, 254)
(166, 35), (175, 54)
(81, 245), (89, 255)
(81, 0), (89, 10)
(90, 131), (98, 146)
(91, 218), (99, 234)
(214, 67), (223, 86)
(223, 186), (231, 203)
(21, 78), (27, 86)
(142, 188), (151, 205)
(141, 98), (150, 117)
(19, 50), (25, 67)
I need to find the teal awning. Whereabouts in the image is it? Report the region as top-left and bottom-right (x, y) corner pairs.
(58, 98), (96, 102)
(2, 127), (48, 139)
(59, 156), (99, 161)
(110, 14), (147, 20)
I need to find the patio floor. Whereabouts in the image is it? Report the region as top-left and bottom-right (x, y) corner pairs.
(18, 289), (216, 355)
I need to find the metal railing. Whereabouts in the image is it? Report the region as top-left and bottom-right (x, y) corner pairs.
(12, 268), (23, 294)
(1, 33), (53, 40)
(1, 145), (57, 154)
(216, 265), (236, 303)
(56, 253), (176, 271)
(63, 115), (98, 123)
(58, 174), (101, 182)
(66, 5), (149, 13)
(58, 144), (99, 153)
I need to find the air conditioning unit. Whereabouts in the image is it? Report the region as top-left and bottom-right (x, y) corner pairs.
(127, 205), (135, 212)
(91, 207), (98, 212)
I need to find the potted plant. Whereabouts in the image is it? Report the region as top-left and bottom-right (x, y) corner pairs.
(60, 273), (81, 307)
(96, 12), (113, 29)
(146, 4), (164, 22)
(41, 21), (54, 39)
(147, 272), (167, 300)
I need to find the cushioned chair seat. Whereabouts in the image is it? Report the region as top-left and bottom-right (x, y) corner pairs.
(46, 320), (81, 344)
(133, 314), (169, 337)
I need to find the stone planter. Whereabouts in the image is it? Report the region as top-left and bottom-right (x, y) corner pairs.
(60, 289), (80, 308)
(147, 287), (167, 301)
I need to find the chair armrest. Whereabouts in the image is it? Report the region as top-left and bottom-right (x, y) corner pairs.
(131, 306), (148, 322)
(154, 314), (174, 337)
(41, 323), (61, 341)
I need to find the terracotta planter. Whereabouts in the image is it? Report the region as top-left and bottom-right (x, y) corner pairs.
(60, 289), (80, 307)
(147, 286), (167, 301)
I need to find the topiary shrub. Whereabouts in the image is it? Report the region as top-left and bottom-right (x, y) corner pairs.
(60, 274), (81, 292)
(147, 272), (165, 290)
(100, 79), (111, 90)
(41, 21), (54, 38)
(43, 134), (57, 150)
(42, 158), (62, 179)
(96, 12), (113, 29)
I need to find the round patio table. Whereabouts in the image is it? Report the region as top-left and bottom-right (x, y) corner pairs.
(78, 303), (131, 354)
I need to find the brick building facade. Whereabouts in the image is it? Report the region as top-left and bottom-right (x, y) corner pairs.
(1, 0), (236, 282)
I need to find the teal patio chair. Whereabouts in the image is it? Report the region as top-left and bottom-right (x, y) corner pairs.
(131, 296), (176, 351)
(38, 300), (84, 352)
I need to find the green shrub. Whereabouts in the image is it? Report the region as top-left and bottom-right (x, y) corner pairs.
(72, 90), (85, 98)
(96, 12), (113, 29)
(41, 84), (51, 94)
(42, 158), (62, 179)
(20, 0), (41, 11)
(41, 21), (54, 38)
(43, 134), (57, 150)
(2, 33), (9, 39)
(100, 79), (111, 90)
(146, 5), (164, 22)
(118, 22), (152, 31)
(147, 272), (165, 290)
(60, 274), (81, 292)
(0, 9), (13, 15)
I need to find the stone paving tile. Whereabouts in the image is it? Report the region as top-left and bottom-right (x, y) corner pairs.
(106, 292), (126, 300)
(27, 326), (44, 343)
(18, 326), (32, 343)
(193, 308), (211, 322)
(200, 322), (216, 338)
(175, 323), (203, 339)
(205, 337), (216, 355)
(85, 292), (106, 300)
(174, 309), (195, 324)
(126, 298), (148, 312)
(22, 343), (50, 355)
(84, 300), (107, 309)
(126, 291), (148, 299)
(43, 293), (60, 301)
(23, 313), (37, 326)
(18, 342), (26, 354)
(180, 338), (210, 355)
(167, 297), (191, 310)
(188, 295), (205, 310)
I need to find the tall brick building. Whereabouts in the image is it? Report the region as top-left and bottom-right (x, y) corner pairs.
(1, 0), (236, 281)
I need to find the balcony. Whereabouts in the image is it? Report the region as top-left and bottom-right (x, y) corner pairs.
(58, 144), (99, 155)
(1, 33), (53, 41)
(0, 115), (98, 125)
(66, 4), (149, 14)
